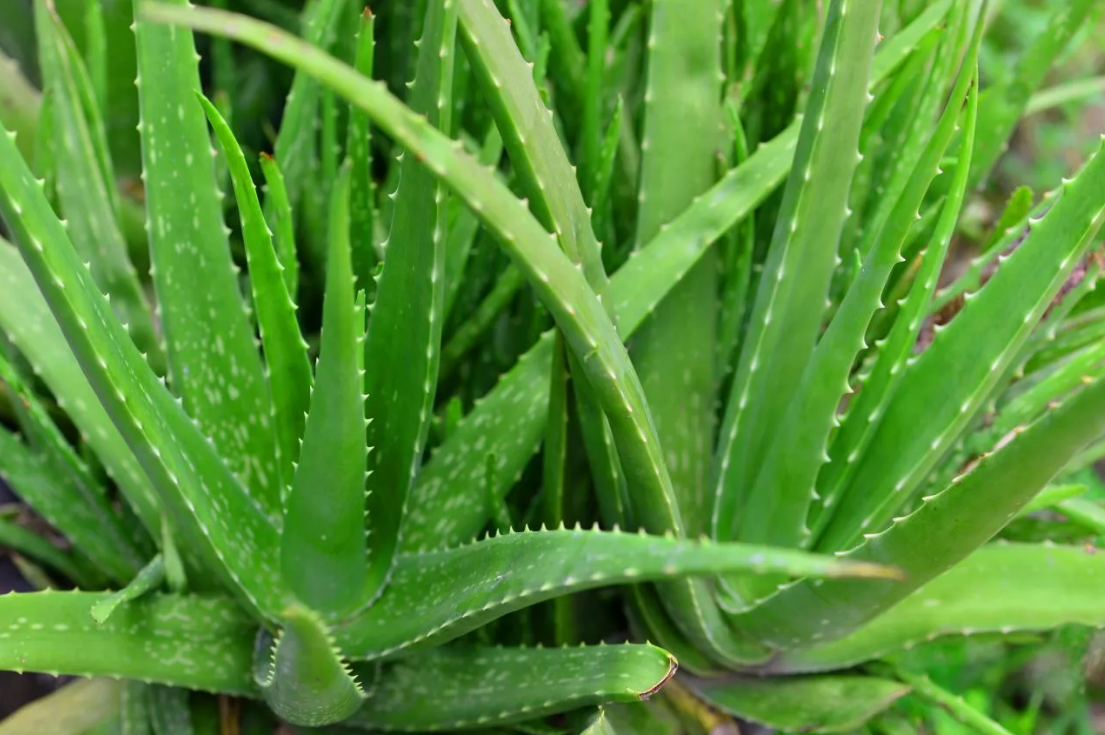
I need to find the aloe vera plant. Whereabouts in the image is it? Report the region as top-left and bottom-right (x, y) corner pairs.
(2, 0), (1105, 732)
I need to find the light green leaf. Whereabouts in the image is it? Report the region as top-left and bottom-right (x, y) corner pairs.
(0, 591), (255, 693)
(282, 168), (368, 617)
(197, 92), (312, 503)
(346, 645), (676, 731)
(362, 0), (457, 603)
(134, 0), (279, 513)
(91, 555), (166, 624)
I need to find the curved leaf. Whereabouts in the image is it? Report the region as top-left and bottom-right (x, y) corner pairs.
(0, 679), (121, 735)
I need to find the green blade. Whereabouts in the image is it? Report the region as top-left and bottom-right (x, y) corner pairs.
(630, 0), (721, 539)
(813, 77), (979, 538)
(197, 93), (312, 504)
(361, 0), (457, 602)
(0, 119), (286, 616)
(33, 2), (162, 370)
(257, 607), (365, 727)
(713, 0), (882, 544)
(282, 169), (369, 617)
(147, 686), (193, 735)
(737, 367), (1105, 650)
(0, 241), (161, 541)
(0, 680), (122, 735)
(0, 351), (148, 582)
(134, 0), (279, 514)
(346, 645), (676, 731)
(335, 528), (895, 660)
(778, 543), (1105, 673)
(818, 137), (1105, 552)
(687, 674), (909, 734)
(259, 153), (299, 300)
(0, 591), (255, 693)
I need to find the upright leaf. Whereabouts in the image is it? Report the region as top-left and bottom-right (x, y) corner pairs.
(713, 0), (883, 550)
(134, 0), (279, 513)
(282, 170), (368, 617)
(361, 0), (458, 601)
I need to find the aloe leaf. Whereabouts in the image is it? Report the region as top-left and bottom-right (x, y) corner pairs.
(1027, 76), (1105, 116)
(282, 169), (368, 617)
(777, 543), (1105, 672)
(969, 0), (1099, 187)
(197, 93), (312, 500)
(91, 555), (166, 624)
(0, 352), (148, 582)
(579, 0), (608, 200)
(713, 0), (883, 546)
(134, 0), (280, 514)
(400, 0), (956, 551)
(813, 75), (978, 537)
(625, 586), (720, 677)
(360, 0), (457, 603)
(257, 607), (365, 727)
(738, 368), (1105, 650)
(121, 681), (152, 735)
(629, 0), (720, 540)
(686, 674), (909, 734)
(0, 591), (255, 693)
(0, 241), (161, 540)
(440, 264), (527, 377)
(348, 7), (377, 295)
(335, 527), (894, 660)
(542, 335), (570, 529)
(818, 138), (1105, 553)
(345, 644), (676, 731)
(0, 515), (93, 587)
(581, 704), (680, 735)
(458, 0), (607, 295)
(0, 679), (122, 735)
(0, 120), (286, 615)
(33, 3), (162, 370)
(258, 154), (299, 300)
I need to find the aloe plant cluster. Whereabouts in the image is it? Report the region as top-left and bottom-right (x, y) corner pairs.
(1, 0), (1105, 732)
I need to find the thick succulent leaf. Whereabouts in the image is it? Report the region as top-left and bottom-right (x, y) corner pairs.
(0, 352), (147, 583)
(687, 675), (909, 734)
(741, 55), (978, 569)
(198, 94), (312, 497)
(34, 3), (162, 369)
(0, 119), (286, 616)
(439, 264), (527, 377)
(0, 241), (161, 540)
(630, 0), (721, 539)
(258, 607), (365, 727)
(778, 544), (1105, 672)
(813, 79), (978, 537)
(0, 679), (121, 735)
(737, 368), (1105, 650)
(457, 0), (607, 293)
(334, 528), (895, 660)
(0, 48), (40, 161)
(91, 555), (166, 624)
(400, 0), (950, 553)
(345, 645), (676, 731)
(818, 137), (1105, 552)
(889, 667), (1016, 735)
(362, 0), (457, 603)
(282, 170), (368, 617)
(121, 681), (152, 735)
(713, 0), (882, 545)
(581, 704), (681, 735)
(134, 0), (279, 514)
(0, 514), (93, 587)
(0, 591), (255, 693)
